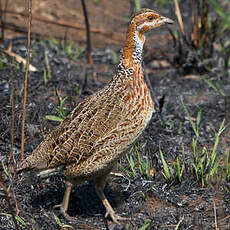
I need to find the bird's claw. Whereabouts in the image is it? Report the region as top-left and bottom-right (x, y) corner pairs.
(105, 209), (126, 225)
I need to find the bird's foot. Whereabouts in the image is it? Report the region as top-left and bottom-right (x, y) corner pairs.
(60, 207), (78, 222)
(53, 204), (77, 222)
(105, 209), (126, 225)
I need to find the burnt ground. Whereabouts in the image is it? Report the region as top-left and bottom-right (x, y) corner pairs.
(0, 1), (230, 230)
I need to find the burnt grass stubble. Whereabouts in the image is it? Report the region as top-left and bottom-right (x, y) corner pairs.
(0, 37), (229, 230)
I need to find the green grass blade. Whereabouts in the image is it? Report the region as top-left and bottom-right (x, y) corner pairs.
(210, 0), (225, 17)
(133, 0), (141, 11)
(225, 151), (230, 179)
(196, 107), (202, 127)
(44, 115), (64, 122)
(1, 161), (10, 178)
(59, 97), (67, 118)
(54, 214), (62, 227)
(210, 119), (225, 169)
(140, 221), (150, 230)
(176, 156), (181, 182)
(159, 148), (171, 181)
(201, 76), (225, 96)
(181, 97), (199, 137)
(15, 215), (27, 227)
(126, 153), (136, 178)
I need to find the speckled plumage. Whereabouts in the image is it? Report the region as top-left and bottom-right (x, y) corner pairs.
(17, 8), (173, 224)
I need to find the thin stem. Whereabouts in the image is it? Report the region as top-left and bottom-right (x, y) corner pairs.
(8, 69), (16, 165)
(174, 0), (185, 35)
(21, 0), (32, 161)
(0, 173), (19, 230)
(80, 0), (93, 65)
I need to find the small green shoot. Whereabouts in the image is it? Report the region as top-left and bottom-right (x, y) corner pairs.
(209, 119), (225, 171)
(111, 50), (119, 64)
(61, 41), (84, 59)
(0, 213), (27, 227)
(210, 0), (230, 32)
(126, 150), (136, 178)
(160, 118), (227, 187)
(177, 122), (182, 134)
(181, 143), (186, 163)
(15, 215), (27, 227)
(190, 119), (226, 187)
(75, 83), (80, 96)
(136, 149), (151, 180)
(174, 216), (184, 230)
(174, 156), (184, 182)
(225, 150), (230, 179)
(1, 161), (10, 178)
(181, 97), (201, 138)
(44, 115), (64, 122)
(119, 142), (152, 179)
(0, 61), (4, 69)
(48, 38), (59, 49)
(58, 96), (67, 119)
(201, 76), (225, 96)
(31, 47), (38, 59)
(45, 93), (67, 122)
(159, 147), (171, 181)
(44, 51), (52, 79)
(119, 147), (136, 178)
(139, 221), (150, 230)
(61, 41), (74, 57)
(133, 0), (141, 11)
(54, 214), (74, 229)
(43, 68), (47, 85)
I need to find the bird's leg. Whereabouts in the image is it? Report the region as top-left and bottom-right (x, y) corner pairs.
(61, 181), (72, 213)
(93, 174), (125, 224)
(55, 180), (74, 220)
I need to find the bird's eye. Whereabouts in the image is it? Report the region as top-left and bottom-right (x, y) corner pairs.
(147, 16), (154, 20)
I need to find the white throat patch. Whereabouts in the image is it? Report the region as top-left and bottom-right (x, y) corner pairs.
(132, 31), (145, 63)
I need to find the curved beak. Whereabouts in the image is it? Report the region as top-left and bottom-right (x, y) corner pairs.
(160, 16), (174, 24)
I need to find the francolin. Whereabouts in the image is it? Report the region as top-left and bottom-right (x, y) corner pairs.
(17, 9), (173, 224)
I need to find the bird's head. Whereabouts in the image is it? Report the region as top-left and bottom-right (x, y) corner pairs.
(130, 8), (174, 34)
(122, 8), (173, 67)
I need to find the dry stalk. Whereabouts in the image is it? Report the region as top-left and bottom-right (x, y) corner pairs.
(174, 0), (185, 35)
(80, 0), (93, 65)
(20, 0), (32, 161)
(190, 0), (198, 47)
(0, 47), (37, 71)
(0, 173), (19, 230)
(8, 69), (16, 165)
(213, 200), (219, 230)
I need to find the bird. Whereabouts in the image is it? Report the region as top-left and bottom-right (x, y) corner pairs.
(17, 8), (173, 224)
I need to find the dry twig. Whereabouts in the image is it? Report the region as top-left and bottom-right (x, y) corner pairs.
(21, 0), (32, 161)
(174, 0), (185, 35)
(8, 68), (16, 165)
(0, 47), (37, 71)
(80, 0), (93, 65)
(213, 200), (219, 230)
(0, 173), (19, 230)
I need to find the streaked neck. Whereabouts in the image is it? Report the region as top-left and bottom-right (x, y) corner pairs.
(121, 23), (145, 69)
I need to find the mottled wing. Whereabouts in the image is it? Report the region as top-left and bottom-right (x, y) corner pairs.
(19, 85), (129, 172)
(47, 86), (129, 168)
